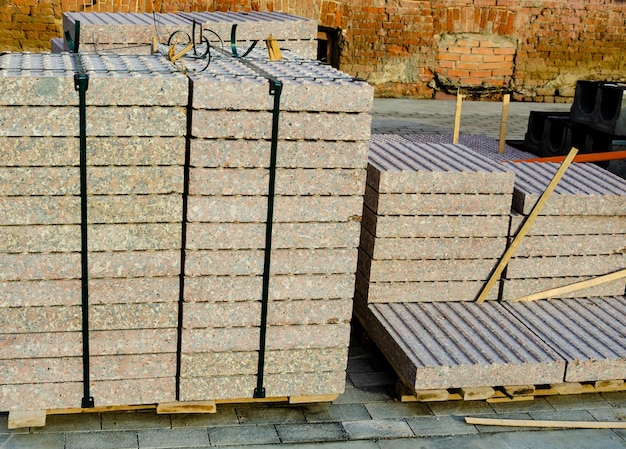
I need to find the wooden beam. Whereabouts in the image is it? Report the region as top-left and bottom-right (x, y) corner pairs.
(498, 93), (510, 154)
(511, 268), (626, 302)
(509, 150), (626, 164)
(453, 90), (464, 144)
(476, 147), (579, 303)
(156, 401), (217, 414)
(465, 416), (626, 429)
(8, 410), (47, 429)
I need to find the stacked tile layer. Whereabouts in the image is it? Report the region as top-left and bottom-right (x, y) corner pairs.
(0, 53), (188, 411)
(58, 11), (317, 59)
(179, 48), (372, 401)
(356, 135), (515, 304)
(502, 161), (626, 300)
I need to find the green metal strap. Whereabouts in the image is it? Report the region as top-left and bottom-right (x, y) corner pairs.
(230, 24), (258, 58)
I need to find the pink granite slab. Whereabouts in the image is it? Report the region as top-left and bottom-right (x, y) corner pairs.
(89, 303), (179, 330)
(500, 276), (626, 301)
(510, 213), (626, 236)
(87, 194), (182, 224)
(1, 225), (80, 253)
(88, 250), (180, 278)
(0, 332), (82, 359)
(0, 167), (79, 195)
(88, 223), (181, 251)
(505, 254), (625, 279)
(512, 234), (626, 257)
(0, 305), (82, 333)
(0, 253), (81, 281)
(0, 197), (80, 225)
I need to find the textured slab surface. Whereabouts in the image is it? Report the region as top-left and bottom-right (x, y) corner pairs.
(508, 161), (626, 216)
(504, 297), (626, 382)
(510, 213), (626, 236)
(368, 135), (515, 194)
(500, 277), (626, 301)
(355, 299), (566, 390)
(505, 254), (625, 279)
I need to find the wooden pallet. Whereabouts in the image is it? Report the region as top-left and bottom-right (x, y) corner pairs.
(397, 379), (626, 403)
(7, 394), (338, 429)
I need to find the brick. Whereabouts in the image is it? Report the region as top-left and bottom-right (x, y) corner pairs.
(501, 276), (626, 301)
(359, 251), (498, 282)
(356, 277), (499, 303)
(191, 110), (371, 141)
(190, 139), (369, 169)
(179, 371), (345, 401)
(181, 323), (351, 352)
(180, 347), (348, 377)
(363, 208), (510, 238)
(185, 248), (357, 276)
(186, 222), (361, 250)
(359, 229), (507, 260)
(189, 168), (366, 196)
(184, 273), (355, 302)
(187, 195), (364, 223)
(365, 188), (512, 216)
(183, 299), (352, 328)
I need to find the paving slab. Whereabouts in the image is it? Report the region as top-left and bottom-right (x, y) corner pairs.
(512, 234), (626, 257)
(302, 403), (371, 423)
(500, 276), (626, 301)
(101, 411), (172, 430)
(236, 405), (307, 425)
(505, 254), (625, 279)
(0, 197), (79, 225)
(364, 402), (431, 419)
(89, 302), (178, 330)
(342, 418), (414, 440)
(509, 213), (626, 236)
(208, 424), (280, 446)
(0, 225), (79, 253)
(503, 297), (626, 382)
(89, 250), (181, 278)
(355, 299), (566, 391)
(0, 432), (66, 449)
(405, 415), (479, 437)
(137, 428), (209, 448)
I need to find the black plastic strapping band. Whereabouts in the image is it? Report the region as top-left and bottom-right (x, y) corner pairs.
(71, 21), (94, 409)
(230, 24), (258, 59)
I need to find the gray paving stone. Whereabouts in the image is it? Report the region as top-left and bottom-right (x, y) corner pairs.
(332, 385), (395, 404)
(364, 402), (432, 419)
(29, 412), (101, 433)
(347, 371), (395, 389)
(208, 424), (280, 446)
(405, 415), (478, 437)
(427, 400), (496, 417)
(169, 407), (239, 428)
(137, 428), (209, 448)
(0, 432), (66, 449)
(236, 406), (306, 425)
(276, 422), (347, 444)
(342, 418), (414, 440)
(101, 411), (171, 430)
(529, 409), (596, 422)
(377, 429), (626, 449)
(472, 412), (535, 433)
(489, 397), (555, 415)
(601, 391), (626, 408)
(65, 430), (138, 449)
(545, 393), (614, 411)
(302, 403), (371, 423)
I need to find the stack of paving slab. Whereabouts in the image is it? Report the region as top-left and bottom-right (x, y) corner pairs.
(356, 134), (515, 305)
(502, 161), (626, 300)
(179, 48), (372, 401)
(0, 52), (188, 411)
(54, 11), (317, 59)
(353, 135), (572, 392)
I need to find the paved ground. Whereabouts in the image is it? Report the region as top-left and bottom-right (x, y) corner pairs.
(2, 98), (625, 449)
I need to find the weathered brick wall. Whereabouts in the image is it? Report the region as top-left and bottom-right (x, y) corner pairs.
(0, 0), (624, 100)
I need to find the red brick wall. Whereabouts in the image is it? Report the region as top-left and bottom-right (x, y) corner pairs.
(0, 0), (624, 101)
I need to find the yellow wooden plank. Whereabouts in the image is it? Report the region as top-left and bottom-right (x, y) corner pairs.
(288, 394), (338, 404)
(460, 387), (496, 401)
(476, 146), (579, 303)
(8, 410), (46, 429)
(501, 384), (536, 397)
(466, 416), (626, 429)
(594, 379), (625, 392)
(156, 401), (216, 414)
(552, 382), (585, 395)
(511, 269), (626, 302)
(453, 90), (464, 144)
(498, 93), (510, 154)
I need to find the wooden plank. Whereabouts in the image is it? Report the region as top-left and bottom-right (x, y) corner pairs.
(510, 150), (626, 164)
(552, 382), (586, 395)
(214, 396), (288, 405)
(288, 394), (338, 404)
(453, 91), (464, 144)
(594, 379), (625, 392)
(501, 384), (536, 397)
(465, 416), (626, 429)
(498, 93), (510, 154)
(459, 387), (496, 401)
(47, 404), (155, 415)
(8, 410), (47, 429)
(476, 146), (579, 303)
(487, 395), (535, 403)
(156, 401), (216, 414)
(511, 269), (626, 302)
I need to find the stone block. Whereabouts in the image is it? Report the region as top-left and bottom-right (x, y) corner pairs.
(184, 273), (355, 302)
(0, 356), (77, 384)
(0, 279), (80, 308)
(1, 382), (82, 411)
(513, 234), (626, 257)
(180, 347), (348, 377)
(354, 299), (566, 391)
(185, 248), (358, 276)
(181, 323), (351, 352)
(0, 225), (79, 253)
(0, 137), (78, 167)
(190, 139), (369, 169)
(191, 110), (371, 141)
(358, 250), (498, 282)
(362, 207), (510, 238)
(91, 377), (176, 406)
(0, 196), (80, 225)
(0, 167), (78, 196)
(91, 353), (177, 380)
(183, 299), (352, 328)
(89, 250), (180, 278)
(0, 332), (82, 360)
(88, 167), (184, 195)
(179, 371), (345, 402)
(189, 168), (366, 196)
(0, 305), (82, 334)
(86, 136), (186, 166)
(90, 303), (179, 330)
(90, 329), (178, 356)
(510, 213), (626, 236)
(505, 254), (625, 279)
(0, 252), (81, 281)
(186, 222), (361, 250)
(355, 276), (499, 303)
(359, 229), (507, 260)
(364, 187), (512, 216)
(88, 194), (182, 224)
(88, 223), (181, 251)
(187, 195), (363, 223)
(500, 276), (626, 301)
(89, 277), (180, 304)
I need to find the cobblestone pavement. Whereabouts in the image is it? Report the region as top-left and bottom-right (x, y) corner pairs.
(2, 99), (625, 449)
